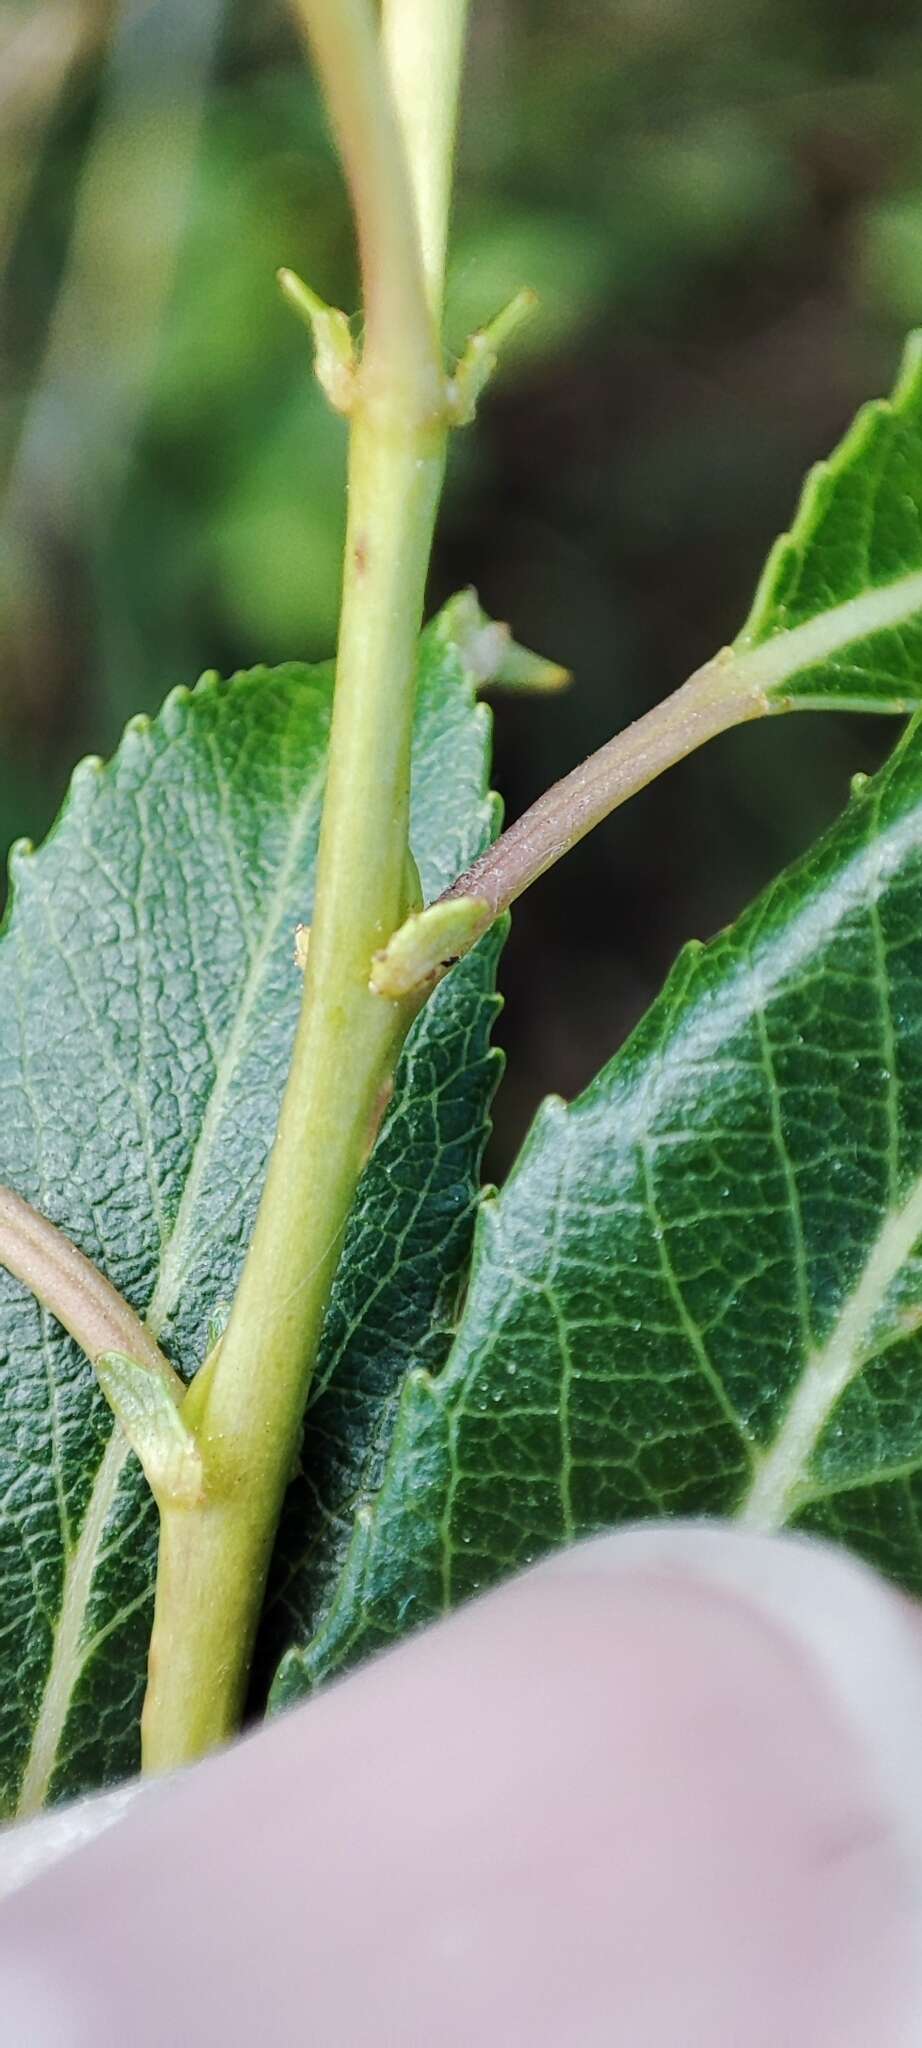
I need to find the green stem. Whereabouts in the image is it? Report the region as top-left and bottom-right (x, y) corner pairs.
(144, 409), (444, 1766)
(141, 0), (458, 1773)
(382, 0), (470, 321)
(289, 0), (436, 395)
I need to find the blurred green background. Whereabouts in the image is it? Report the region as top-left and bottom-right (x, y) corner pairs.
(2, 0), (922, 1171)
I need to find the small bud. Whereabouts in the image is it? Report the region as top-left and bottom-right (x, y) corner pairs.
(96, 1352), (203, 1509)
(278, 268), (356, 414)
(437, 590), (570, 693)
(370, 897), (492, 999)
(446, 288), (538, 426)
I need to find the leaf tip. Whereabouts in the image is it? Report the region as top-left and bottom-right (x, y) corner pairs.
(162, 683), (195, 724)
(70, 754), (104, 791)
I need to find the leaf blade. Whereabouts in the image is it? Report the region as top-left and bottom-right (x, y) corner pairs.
(0, 607), (502, 1812)
(273, 708), (922, 1704)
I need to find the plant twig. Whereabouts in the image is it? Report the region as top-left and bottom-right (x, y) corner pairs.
(289, 0), (438, 397)
(371, 654), (770, 996)
(0, 1182), (180, 1394)
(381, 0), (470, 321)
(140, 0), (469, 1774)
(0, 1183), (203, 1508)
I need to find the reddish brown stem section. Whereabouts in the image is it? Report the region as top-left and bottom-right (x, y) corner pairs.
(441, 658), (767, 922)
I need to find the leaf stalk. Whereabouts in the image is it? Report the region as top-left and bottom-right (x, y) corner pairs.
(0, 1185), (199, 1508)
(371, 656), (770, 995)
(0, 1183), (179, 1398)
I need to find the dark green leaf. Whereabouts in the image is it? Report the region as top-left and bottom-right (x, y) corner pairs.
(273, 706), (922, 1705)
(0, 605), (501, 1815)
(731, 332), (922, 713)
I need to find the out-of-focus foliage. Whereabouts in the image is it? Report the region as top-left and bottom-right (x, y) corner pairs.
(2, 0), (922, 1165)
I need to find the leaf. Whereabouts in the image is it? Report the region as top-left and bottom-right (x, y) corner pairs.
(0, 603), (502, 1816)
(731, 331), (922, 714)
(273, 705), (922, 1705)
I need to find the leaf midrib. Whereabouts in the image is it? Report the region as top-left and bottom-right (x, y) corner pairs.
(739, 1166), (922, 1530)
(15, 1432), (128, 1817)
(734, 565), (922, 703)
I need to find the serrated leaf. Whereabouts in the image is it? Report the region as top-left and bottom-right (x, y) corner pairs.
(0, 605), (501, 1815)
(728, 332), (922, 714)
(273, 706), (922, 1705)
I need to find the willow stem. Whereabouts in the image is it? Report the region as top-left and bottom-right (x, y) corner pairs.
(289, 0), (435, 393)
(382, 0), (470, 321)
(140, 0), (462, 1773)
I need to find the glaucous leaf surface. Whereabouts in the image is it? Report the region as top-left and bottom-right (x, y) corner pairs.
(0, 607), (501, 1815)
(730, 331), (922, 713)
(274, 707), (922, 1704)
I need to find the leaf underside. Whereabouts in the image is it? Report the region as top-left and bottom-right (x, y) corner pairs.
(274, 699), (922, 1705)
(0, 608), (502, 1815)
